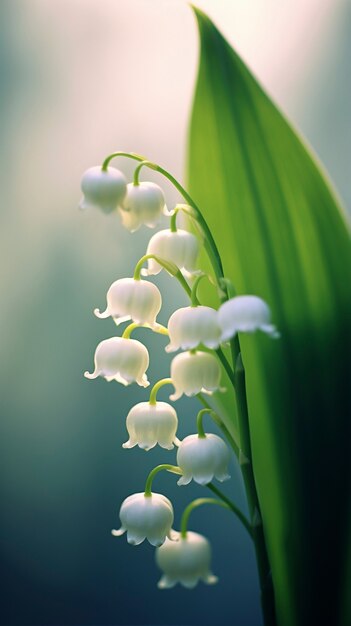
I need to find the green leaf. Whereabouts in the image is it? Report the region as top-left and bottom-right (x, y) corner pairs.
(187, 8), (351, 626)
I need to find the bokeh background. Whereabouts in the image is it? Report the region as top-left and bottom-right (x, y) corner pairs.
(0, 1), (350, 625)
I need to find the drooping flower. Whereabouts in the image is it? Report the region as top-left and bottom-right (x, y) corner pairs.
(84, 337), (149, 387)
(156, 531), (218, 589)
(122, 401), (179, 451)
(170, 351), (223, 401)
(112, 492), (174, 547)
(141, 228), (199, 277)
(119, 182), (168, 232)
(176, 433), (230, 486)
(218, 295), (280, 341)
(79, 166), (127, 214)
(166, 306), (221, 353)
(94, 277), (162, 327)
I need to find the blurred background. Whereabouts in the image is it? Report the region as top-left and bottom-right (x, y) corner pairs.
(0, 1), (350, 625)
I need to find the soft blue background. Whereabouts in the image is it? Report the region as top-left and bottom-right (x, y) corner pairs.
(0, 1), (349, 625)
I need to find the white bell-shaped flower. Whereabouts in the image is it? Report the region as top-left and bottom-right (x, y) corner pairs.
(122, 401), (179, 451)
(84, 337), (149, 387)
(176, 434), (230, 486)
(79, 166), (127, 214)
(141, 229), (199, 277)
(156, 531), (218, 589)
(94, 277), (162, 327)
(218, 295), (279, 341)
(112, 492), (174, 547)
(119, 182), (167, 232)
(170, 351), (222, 401)
(166, 306), (221, 353)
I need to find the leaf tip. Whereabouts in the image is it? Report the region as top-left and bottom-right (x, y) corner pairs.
(188, 3), (210, 28)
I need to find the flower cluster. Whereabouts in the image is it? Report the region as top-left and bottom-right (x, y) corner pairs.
(81, 154), (279, 589)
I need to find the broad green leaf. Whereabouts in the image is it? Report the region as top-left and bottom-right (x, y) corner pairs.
(187, 8), (351, 626)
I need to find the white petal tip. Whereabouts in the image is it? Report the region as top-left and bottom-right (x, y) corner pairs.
(93, 307), (109, 319)
(169, 392), (181, 402)
(111, 527), (125, 537)
(217, 474), (231, 482)
(139, 380), (150, 388)
(205, 574), (219, 586)
(165, 344), (176, 354)
(122, 440), (135, 449)
(177, 476), (191, 486)
(157, 577), (175, 590)
(261, 324), (280, 339)
(84, 371), (97, 380)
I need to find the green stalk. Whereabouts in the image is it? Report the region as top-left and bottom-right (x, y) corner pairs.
(235, 353), (276, 626)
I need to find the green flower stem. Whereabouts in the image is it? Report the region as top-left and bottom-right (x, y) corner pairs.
(170, 208), (178, 233)
(133, 254), (192, 298)
(101, 151), (146, 171)
(122, 322), (168, 339)
(234, 353), (276, 626)
(180, 497), (230, 538)
(197, 394), (239, 457)
(196, 408), (212, 438)
(169, 204), (195, 232)
(215, 346), (235, 386)
(149, 378), (173, 405)
(144, 464), (182, 497)
(206, 483), (253, 539)
(190, 273), (206, 306)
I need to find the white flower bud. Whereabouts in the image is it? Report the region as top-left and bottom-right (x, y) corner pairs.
(119, 182), (167, 232)
(84, 337), (149, 387)
(94, 277), (162, 327)
(112, 492), (174, 547)
(79, 166), (127, 214)
(177, 434), (230, 486)
(122, 401), (179, 451)
(166, 306), (221, 353)
(170, 351), (222, 401)
(141, 229), (199, 277)
(156, 531), (218, 589)
(218, 295), (279, 341)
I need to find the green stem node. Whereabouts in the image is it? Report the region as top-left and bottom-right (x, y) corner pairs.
(121, 322), (168, 339)
(196, 408), (213, 438)
(133, 254), (191, 298)
(180, 497), (230, 538)
(190, 273), (207, 306)
(197, 394), (239, 456)
(101, 152), (147, 171)
(206, 483), (253, 538)
(144, 464), (182, 497)
(149, 378), (173, 405)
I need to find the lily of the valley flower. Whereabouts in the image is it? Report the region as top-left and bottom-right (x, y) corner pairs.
(176, 433), (230, 486)
(156, 531), (218, 589)
(84, 337), (149, 387)
(94, 277), (162, 327)
(112, 492), (174, 547)
(170, 351), (222, 401)
(122, 401), (179, 451)
(166, 306), (221, 353)
(119, 182), (168, 232)
(79, 166), (127, 214)
(141, 228), (199, 277)
(218, 295), (280, 341)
